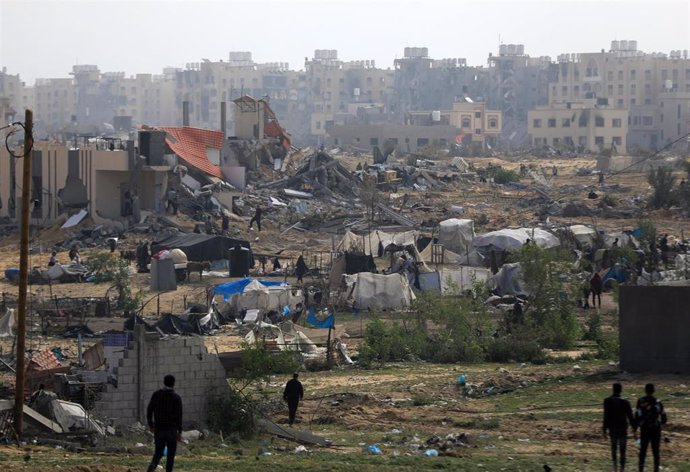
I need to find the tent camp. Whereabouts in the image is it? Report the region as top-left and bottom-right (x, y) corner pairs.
(151, 232), (251, 262)
(336, 230), (418, 256)
(344, 272), (415, 310)
(473, 228), (559, 253)
(438, 219), (475, 255)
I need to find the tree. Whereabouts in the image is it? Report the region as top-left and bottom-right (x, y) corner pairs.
(647, 166), (676, 209)
(512, 243), (579, 349)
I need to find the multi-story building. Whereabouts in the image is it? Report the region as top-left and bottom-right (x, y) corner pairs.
(328, 99), (502, 153)
(549, 41), (690, 150)
(305, 50), (395, 144)
(487, 44), (554, 145)
(528, 98), (628, 154)
(393, 47), (487, 119)
(0, 68), (23, 120)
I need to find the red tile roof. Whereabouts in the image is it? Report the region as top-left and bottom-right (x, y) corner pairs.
(160, 127), (224, 179)
(28, 349), (61, 371)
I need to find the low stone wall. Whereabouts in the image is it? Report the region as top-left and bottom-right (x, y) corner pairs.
(94, 326), (227, 427)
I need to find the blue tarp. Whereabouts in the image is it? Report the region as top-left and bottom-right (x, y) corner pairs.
(212, 278), (286, 301)
(603, 266), (627, 285)
(306, 306), (335, 329)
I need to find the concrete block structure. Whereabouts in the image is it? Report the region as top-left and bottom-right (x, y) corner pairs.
(619, 285), (690, 374)
(94, 326), (228, 427)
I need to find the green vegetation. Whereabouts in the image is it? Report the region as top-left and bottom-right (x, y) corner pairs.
(87, 252), (141, 310)
(647, 166), (676, 208)
(488, 165), (520, 184)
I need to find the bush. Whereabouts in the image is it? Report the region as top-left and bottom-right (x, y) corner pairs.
(513, 244), (580, 350)
(207, 387), (256, 437)
(595, 333), (620, 360)
(358, 319), (425, 367)
(235, 341), (301, 390)
(490, 166), (520, 184)
(412, 394), (433, 406)
(87, 252), (139, 310)
(583, 312), (603, 341)
(647, 166), (676, 209)
(488, 334), (544, 363)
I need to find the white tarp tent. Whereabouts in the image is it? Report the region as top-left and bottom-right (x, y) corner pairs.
(438, 219), (475, 255)
(473, 228), (559, 252)
(344, 272), (415, 310)
(230, 280), (303, 312)
(488, 263), (527, 296)
(337, 230), (418, 256)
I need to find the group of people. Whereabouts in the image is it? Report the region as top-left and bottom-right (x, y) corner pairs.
(603, 382), (667, 472)
(145, 373), (304, 472)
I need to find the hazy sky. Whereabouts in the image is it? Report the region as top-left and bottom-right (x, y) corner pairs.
(1, 0), (689, 84)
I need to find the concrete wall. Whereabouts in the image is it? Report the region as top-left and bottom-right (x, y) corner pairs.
(619, 285), (690, 374)
(94, 328), (228, 427)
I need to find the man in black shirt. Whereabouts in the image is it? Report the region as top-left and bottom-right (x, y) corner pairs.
(636, 383), (666, 472)
(147, 375), (183, 472)
(249, 206), (263, 231)
(603, 382), (635, 472)
(283, 373), (304, 426)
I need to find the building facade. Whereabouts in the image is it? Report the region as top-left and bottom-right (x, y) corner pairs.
(528, 99), (628, 154)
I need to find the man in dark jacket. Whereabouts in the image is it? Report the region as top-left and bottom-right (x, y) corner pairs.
(249, 206), (263, 231)
(636, 383), (666, 472)
(603, 382), (635, 472)
(147, 375), (183, 472)
(283, 373), (304, 426)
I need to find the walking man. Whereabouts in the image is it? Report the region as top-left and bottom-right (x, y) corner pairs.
(249, 206), (263, 231)
(283, 373), (304, 426)
(603, 382), (635, 472)
(590, 272), (603, 308)
(147, 374), (183, 472)
(636, 383), (666, 472)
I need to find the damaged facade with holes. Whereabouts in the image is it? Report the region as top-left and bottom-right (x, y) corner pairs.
(0, 95), (291, 226)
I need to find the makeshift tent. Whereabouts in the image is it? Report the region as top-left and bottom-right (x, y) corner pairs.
(213, 278), (301, 313)
(438, 219), (475, 255)
(336, 230), (418, 256)
(488, 263), (527, 296)
(213, 278), (286, 301)
(569, 225), (597, 247)
(418, 243), (485, 266)
(473, 228), (559, 252)
(344, 272), (415, 310)
(328, 253), (376, 290)
(151, 232), (251, 262)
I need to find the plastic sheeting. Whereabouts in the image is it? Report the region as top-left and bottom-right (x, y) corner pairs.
(212, 278), (286, 301)
(344, 272), (416, 310)
(473, 228), (559, 252)
(488, 263), (527, 296)
(418, 243), (485, 267)
(569, 225), (597, 246)
(306, 306), (335, 329)
(438, 219), (475, 255)
(0, 309), (15, 337)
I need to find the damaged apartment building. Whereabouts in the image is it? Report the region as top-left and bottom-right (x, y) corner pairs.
(0, 95), (290, 227)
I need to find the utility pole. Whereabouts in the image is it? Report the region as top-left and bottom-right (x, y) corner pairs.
(13, 109), (33, 437)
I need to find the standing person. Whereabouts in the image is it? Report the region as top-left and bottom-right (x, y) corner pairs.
(590, 272), (603, 308)
(68, 245), (81, 264)
(635, 383), (667, 472)
(146, 374), (183, 472)
(221, 213), (230, 232)
(295, 255), (308, 283)
(603, 382), (635, 472)
(249, 206), (263, 232)
(283, 373), (304, 426)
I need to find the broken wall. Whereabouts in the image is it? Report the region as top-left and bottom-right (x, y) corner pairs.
(93, 326), (227, 427)
(619, 285), (690, 373)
